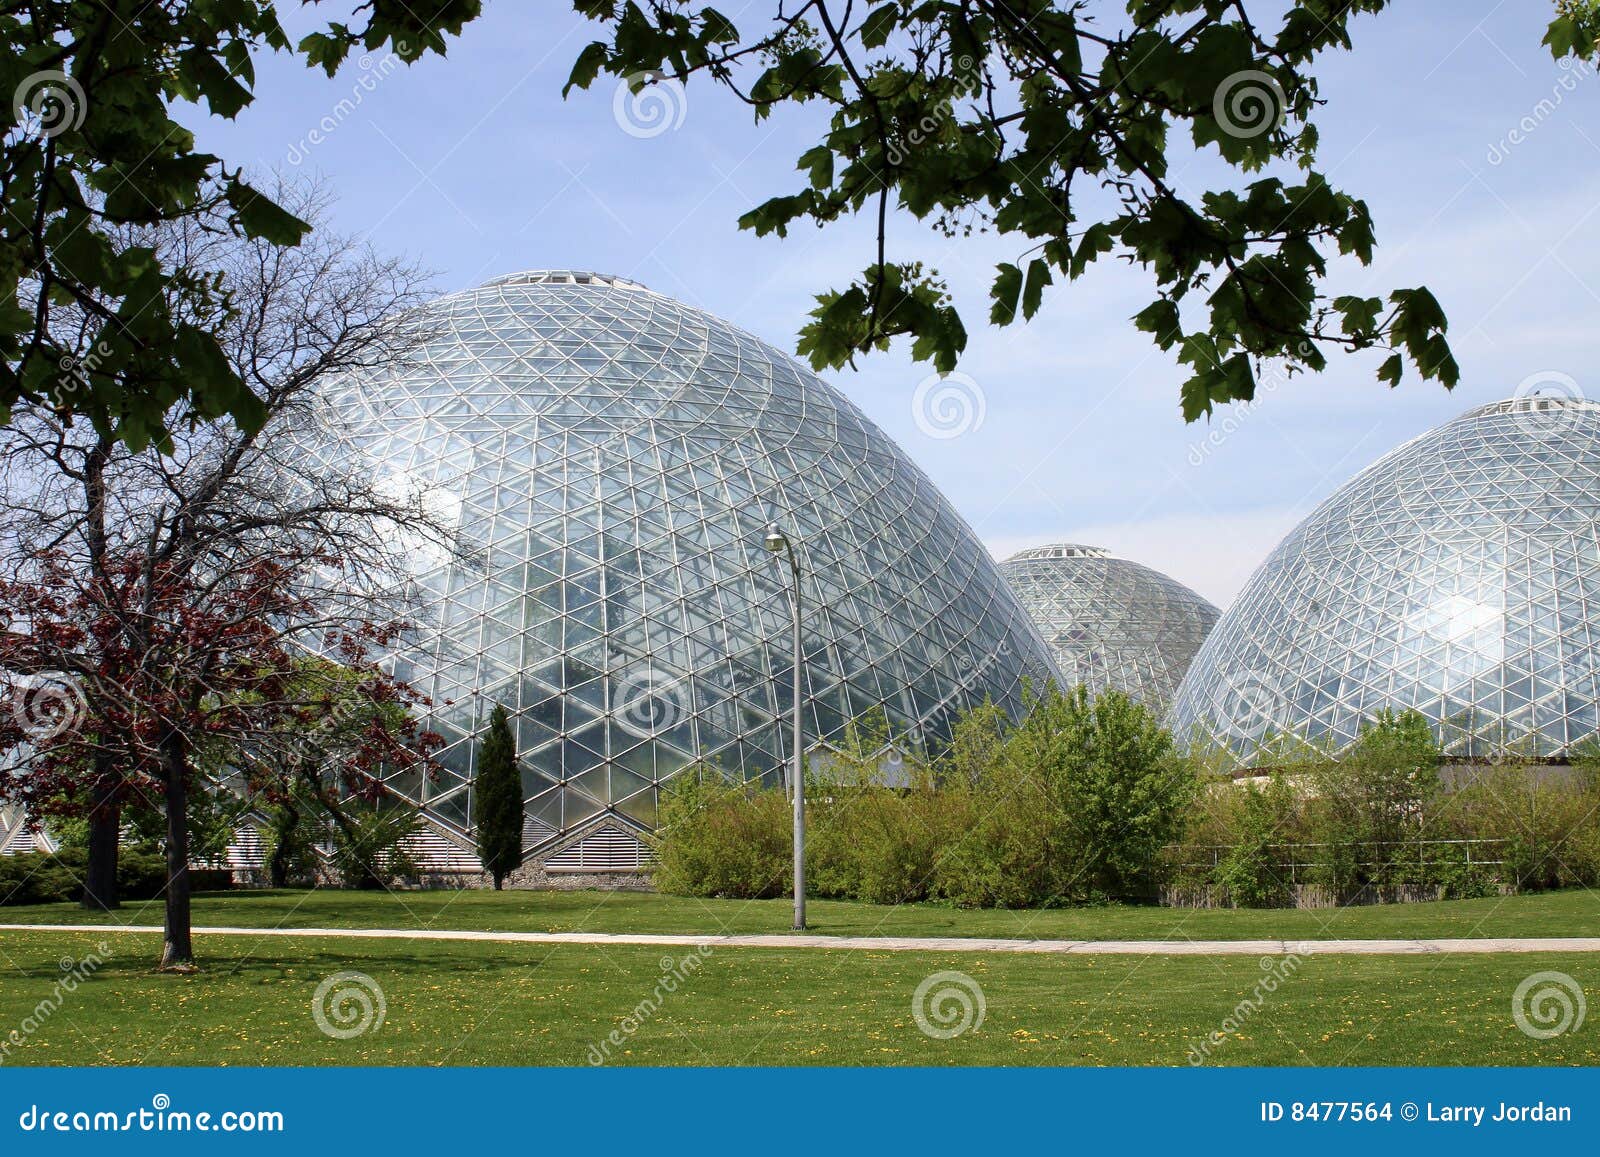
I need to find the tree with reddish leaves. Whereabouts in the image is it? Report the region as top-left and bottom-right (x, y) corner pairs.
(0, 181), (455, 967)
(0, 552), (439, 968)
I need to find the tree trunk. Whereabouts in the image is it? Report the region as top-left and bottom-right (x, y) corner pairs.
(269, 799), (298, 888)
(80, 438), (121, 915)
(158, 734), (195, 971)
(80, 762), (121, 910)
(493, 873), (503, 891)
(322, 800), (380, 890)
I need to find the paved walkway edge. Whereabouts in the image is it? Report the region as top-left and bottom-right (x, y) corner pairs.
(4, 923), (1599, 956)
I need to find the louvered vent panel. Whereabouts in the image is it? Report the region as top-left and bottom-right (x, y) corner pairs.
(0, 806), (57, 855)
(225, 823), (266, 870)
(545, 826), (650, 872)
(523, 815), (556, 848)
(404, 826), (484, 873)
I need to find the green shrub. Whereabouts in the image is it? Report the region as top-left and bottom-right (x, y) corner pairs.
(941, 699), (1008, 789)
(328, 806), (422, 890)
(932, 742), (1063, 907)
(650, 697), (1600, 911)
(1210, 775), (1297, 907)
(1442, 764), (1600, 892)
(803, 716), (972, 904)
(1303, 709), (1442, 898)
(1053, 688), (1198, 899)
(808, 783), (967, 904)
(935, 686), (1198, 906)
(1558, 822), (1600, 890)
(0, 841), (178, 906)
(117, 845), (171, 898)
(1164, 713), (1600, 906)
(1386, 840), (1498, 900)
(656, 687), (1201, 909)
(651, 773), (791, 899)
(0, 851), (81, 905)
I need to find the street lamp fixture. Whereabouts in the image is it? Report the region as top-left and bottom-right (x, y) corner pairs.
(762, 520), (806, 930)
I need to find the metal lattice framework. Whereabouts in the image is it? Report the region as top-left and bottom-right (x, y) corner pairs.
(1169, 395), (1600, 762)
(313, 271), (1055, 855)
(999, 544), (1218, 710)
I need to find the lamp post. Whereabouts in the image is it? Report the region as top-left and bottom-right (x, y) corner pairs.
(762, 521), (805, 930)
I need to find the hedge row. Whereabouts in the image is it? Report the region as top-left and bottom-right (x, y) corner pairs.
(1170, 758), (1600, 905)
(654, 696), (1600, 909)
(653, 686), (1196, 906)
(0, 845), (235, 906)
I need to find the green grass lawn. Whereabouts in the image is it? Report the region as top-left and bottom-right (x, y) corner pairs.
(0, 927), (1594, 1066)
(6, 885), (1600, 941)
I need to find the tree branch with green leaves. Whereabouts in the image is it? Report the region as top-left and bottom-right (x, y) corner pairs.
(0, 0), (483, 451)
(566, 0), (1471, 419)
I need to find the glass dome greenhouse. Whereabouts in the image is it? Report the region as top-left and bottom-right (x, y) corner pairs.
(1169, 395), (1600, 763)
(314, 270), (1056, 863)
(998, 544), (1219, 710)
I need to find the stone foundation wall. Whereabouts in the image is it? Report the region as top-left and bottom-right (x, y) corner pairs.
(492, 864), (654, 891)
(236, 868), (656, 891)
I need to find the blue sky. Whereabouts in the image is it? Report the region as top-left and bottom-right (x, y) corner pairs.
(199, 1), (1600, 607)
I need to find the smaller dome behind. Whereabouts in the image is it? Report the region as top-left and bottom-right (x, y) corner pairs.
(999, 545), (1220, 709)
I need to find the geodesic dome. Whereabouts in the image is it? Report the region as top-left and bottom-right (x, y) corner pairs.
(1169, 395), (1600, 762)
(317, 270), (1055, 861)
(999, 544), (1218, 709)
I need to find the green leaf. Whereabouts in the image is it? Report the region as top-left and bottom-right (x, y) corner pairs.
(227, 185), (312, 246)
(299, 31), (351, 76)
(861, 4), (900, 50)
(565, 41), (612, 94)
(179, 48), (254, 118)
(1070, 224), (1115, 279)
(1021, 258), (1052, 320)
(1333, 294), (1383, 337)
(988, 262), (1022, 326)
(1133, 300), (1182, 349)
(797, 145), (834, 190)
(1544, 15), (1584, 59)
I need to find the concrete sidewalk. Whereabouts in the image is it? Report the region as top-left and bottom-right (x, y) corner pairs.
(5, 922), (1599, 955)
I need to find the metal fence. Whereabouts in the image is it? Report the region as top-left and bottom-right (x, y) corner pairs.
(1165, 837), (1508, 884)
